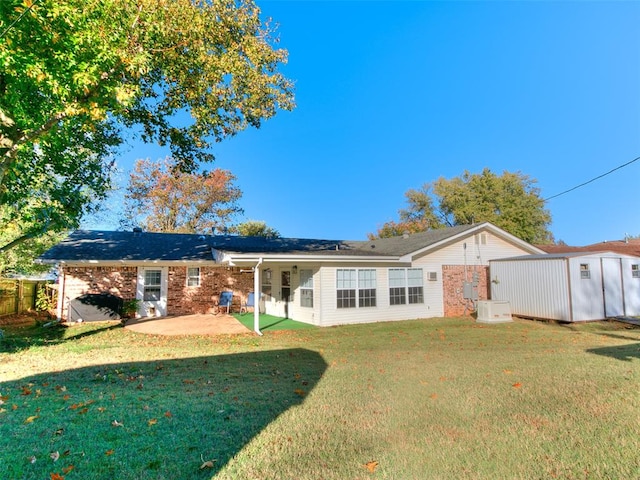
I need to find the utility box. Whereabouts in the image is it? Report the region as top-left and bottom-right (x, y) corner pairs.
(476, 300), (512, 323)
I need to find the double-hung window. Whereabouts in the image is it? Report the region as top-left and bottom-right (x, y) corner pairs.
(336, 269), (356, 308)
(389, 268), (424, 305)
(187, 267), (200, 287)
(358, 269), (377, 307)
(632, 264), (640, 278)
(300, 269), (314, 308)
(143, 270), (162, 301)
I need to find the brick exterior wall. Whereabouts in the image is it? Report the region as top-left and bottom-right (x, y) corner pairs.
(442, 265), (490, 317)
(59, 265), (254, 319)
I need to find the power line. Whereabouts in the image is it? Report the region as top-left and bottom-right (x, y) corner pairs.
(544, 155), (640, 202)
(0, 0), (41, 40)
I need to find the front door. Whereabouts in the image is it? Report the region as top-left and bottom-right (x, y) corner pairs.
(281, 270), (291, 318)
(136, 267), (168, 317)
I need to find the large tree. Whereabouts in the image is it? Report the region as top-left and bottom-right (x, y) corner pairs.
(371, 169), (553, 244)
(122, 157), (243, 234)
(0, 0), (294, 252)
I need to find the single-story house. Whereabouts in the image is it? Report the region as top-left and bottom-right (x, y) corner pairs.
(490, 252), (640, 322)
(38, 222), (544, 328)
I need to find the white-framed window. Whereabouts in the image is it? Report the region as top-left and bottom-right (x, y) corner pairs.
(389, 268), (424, 305)
(262, 269), (273, 300)
(187, 267), (200, 287)
(143, 269), (162, 301)
(336, 269), (356, 308)
(580, 264), (591, 279)
(427, 271), (438, 282)
(358, 269), (377, 307)
(336, 269), (377, 309)
(632, 264), (640, 278)
(300, 269), (314, 308)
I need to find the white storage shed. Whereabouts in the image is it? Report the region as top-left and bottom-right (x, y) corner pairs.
(489, 252), (640, 322)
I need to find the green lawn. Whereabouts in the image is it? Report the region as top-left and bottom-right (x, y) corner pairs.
(1, 316), (639, 479)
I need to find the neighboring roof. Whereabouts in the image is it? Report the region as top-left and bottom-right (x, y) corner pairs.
(38, 230), (215, 263)
(537, 239), (640, 257)
(39, 222), (542, 264)
(492, 251), (640, 262)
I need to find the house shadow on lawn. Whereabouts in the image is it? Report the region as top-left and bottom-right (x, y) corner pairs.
(0, 348), (327, 479)
(586, 343), (640, 362)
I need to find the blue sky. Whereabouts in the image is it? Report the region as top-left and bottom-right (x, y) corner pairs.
(97, 1), (640, 245)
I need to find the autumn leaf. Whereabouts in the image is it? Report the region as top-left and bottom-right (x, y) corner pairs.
(503, 369), (513, 374)
(50, 451), (60, 462)
(29, 456), (36, 464)
(148, 418), (157, 426)
(54, 428), (64, 435)
(294, 389), (306, 397)
(78, 408), (89, 415)
(164, 411), (172, 418)
(24, 415), (39, 424)
(62, 395), (70, 401)
(364, 460), (379, 473)
(200, 456), (217, 469)
(112, 420), (123, 427)
(105, 449), (115, 456)
(97, 407), (106, 412)
(21, 387), (32, 396)
(62, 465), (75, 474)
(430, 393), (438, 399)
(50, 473), (64, 480)
(513, 382), (522, 388)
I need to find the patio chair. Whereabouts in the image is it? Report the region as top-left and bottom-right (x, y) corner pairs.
(216, 291), (233, 314)
(240, 292), (255, 315)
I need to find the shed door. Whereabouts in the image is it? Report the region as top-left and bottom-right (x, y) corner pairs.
(602, 258), (623, 318)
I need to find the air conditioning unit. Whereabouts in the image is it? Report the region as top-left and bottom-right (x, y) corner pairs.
(476, 300), (512, 323)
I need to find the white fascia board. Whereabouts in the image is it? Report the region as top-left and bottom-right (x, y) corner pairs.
(218, 252), (400, 266)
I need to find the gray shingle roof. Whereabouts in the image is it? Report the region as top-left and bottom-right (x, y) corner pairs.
(39, 224), (490, 263)
(39, 230), (215, 262)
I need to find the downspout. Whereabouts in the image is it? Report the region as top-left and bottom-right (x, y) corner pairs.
(253, 258), (263, 336)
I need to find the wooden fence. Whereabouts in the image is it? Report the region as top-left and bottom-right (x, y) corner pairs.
(0, 279), (55, 316)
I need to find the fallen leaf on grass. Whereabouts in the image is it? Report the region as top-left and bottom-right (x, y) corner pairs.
(111, 420), (123, 427)
(164, 411), (172, 418)
(430, 393), (438, 399)
(148, 418), (157, 426)
(294, 389), (306, 397)
(24, 415), (39, 424)
(200, 454), (217, 469)
(512, 383), (522, 388)
(50, 473), (64, 480)
(62, 465), (74, 474)
(364, 460), (379, 473)
(54, 428), (64, 436)
(105, 449), (114, 456)
(50, 451), (60, 462)
(29, 456), (36, 464)
(21, 387), (32, 396)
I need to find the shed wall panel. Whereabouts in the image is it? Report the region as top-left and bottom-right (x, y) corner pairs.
(567, 257), (605, 321)
(490, 259), (571, 321)
(621, 258), (640, 315)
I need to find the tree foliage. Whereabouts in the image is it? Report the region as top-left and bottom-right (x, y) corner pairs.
(0, 0), (294, 252)
(235, 220), (280, 238)
(122, 157), (243, 234)
(371, 169), (553, 244)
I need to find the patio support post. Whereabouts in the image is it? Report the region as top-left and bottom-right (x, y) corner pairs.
(253, 258), (263, 336)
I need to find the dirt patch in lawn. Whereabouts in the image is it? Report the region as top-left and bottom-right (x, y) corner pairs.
(124, 313), (251, 336)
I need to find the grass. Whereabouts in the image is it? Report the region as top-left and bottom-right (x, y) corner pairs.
(232, 313), (317, 332)
(1, 316), (639, 479)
